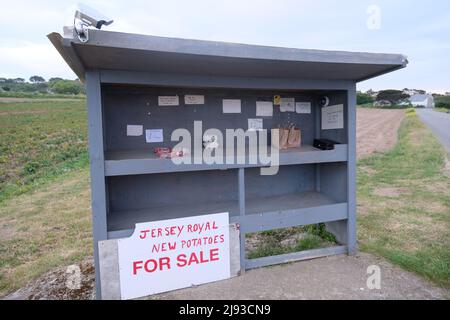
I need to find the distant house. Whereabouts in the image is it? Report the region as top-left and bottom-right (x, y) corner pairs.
(409, 94), (435, 108)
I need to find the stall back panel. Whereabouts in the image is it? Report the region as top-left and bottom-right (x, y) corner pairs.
(318, 91), (348, 144)
(108, 169), (239, 211)
(245, 164), (316, 199)
(102, 86), (320, 151)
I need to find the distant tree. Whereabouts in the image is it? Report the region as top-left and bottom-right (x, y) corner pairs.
(357, 92), (374, 105)
(48, 77), (64, 83)
(14, 78), (25, 83)
(49, 80), (84, 95)
(376, 90), (410, 104)
(2, 86), (11, 91)
(29, 75), (45, 83)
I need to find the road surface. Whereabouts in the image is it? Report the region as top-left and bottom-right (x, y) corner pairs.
(417, 109), (450, 153)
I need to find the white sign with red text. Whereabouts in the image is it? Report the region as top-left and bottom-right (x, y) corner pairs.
(117, 212), (230, 300)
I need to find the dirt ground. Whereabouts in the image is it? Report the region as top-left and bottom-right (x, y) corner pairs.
(0, 97), (82, 103)
(356, 108), (405, 159)
(5, 107), (438, 300)
(5, 253), (449, 300)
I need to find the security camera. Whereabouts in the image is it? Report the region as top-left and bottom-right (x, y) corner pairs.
(74, 3), (113, 43)
(319, 96), (330, 107)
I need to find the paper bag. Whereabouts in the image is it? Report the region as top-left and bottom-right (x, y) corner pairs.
(287, 127), (301, 148)
(271, 128), (289, 149)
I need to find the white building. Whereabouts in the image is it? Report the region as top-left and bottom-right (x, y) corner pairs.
(409, 94), (435, 108)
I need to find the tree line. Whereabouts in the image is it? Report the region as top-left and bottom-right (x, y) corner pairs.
(0, 76), (85, 95)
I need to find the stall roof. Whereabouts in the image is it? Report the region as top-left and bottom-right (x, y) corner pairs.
(48, 29), (407, 83)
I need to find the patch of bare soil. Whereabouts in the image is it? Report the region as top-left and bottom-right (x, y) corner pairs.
(0, 97), (81, 103)
(4, 259), (95, 300)
(0, 110), (50, 116)
(373, 187), (411, 198)
(357, 108), (405, 159)
(444, 157), (450, 178)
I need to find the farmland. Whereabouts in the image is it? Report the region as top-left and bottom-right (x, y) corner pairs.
(0, 99), (88, 203)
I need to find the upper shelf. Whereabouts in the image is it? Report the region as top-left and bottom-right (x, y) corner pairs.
(104, 144), (348, 176)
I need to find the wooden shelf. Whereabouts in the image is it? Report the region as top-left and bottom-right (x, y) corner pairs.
(107, 199), (240, 239)
(104, 144), (348, 176)
(107, 191), (347, 239)
(241, 192), (348, 233)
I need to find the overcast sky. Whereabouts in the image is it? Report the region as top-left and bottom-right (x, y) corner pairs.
(1, 0), (449, 93)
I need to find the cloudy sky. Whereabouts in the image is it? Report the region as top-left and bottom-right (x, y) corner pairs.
(1, 0), (449, 93)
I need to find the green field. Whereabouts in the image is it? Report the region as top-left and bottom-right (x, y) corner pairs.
(0, 100), (88, 203)
(0, 99), (449, 296)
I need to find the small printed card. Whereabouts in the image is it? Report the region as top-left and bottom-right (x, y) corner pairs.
(145, 129), (164, 143)
(296, 102), (311, 114)
(248, 118), (263, 131)
(256, 101), (273, 117)
(280, 98), (295, 112)
(158, 96), (179, 106)
(223, 99), (241, 113)
(126, 125), (143, 136)
(184, 95), (205, 105)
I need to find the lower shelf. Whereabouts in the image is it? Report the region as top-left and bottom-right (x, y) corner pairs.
(108, 199), (240, 235)
(241, 192), (347, 233)
(245, 245), (348, 269)
(107, 191), (347, 239)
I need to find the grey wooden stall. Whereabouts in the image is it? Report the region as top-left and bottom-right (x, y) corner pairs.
(48, 29), (407, 298)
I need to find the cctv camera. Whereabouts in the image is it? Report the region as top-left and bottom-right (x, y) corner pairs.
(319, 96), (330, 107)
(74, 3), (113, 42)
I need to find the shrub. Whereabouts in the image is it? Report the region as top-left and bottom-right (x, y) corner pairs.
(357, 92), (374, 105)
(49, 80), (85, 95)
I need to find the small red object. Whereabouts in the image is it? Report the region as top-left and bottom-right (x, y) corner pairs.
(153, 147), (172, 158)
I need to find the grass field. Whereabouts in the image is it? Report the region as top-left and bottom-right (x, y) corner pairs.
(0, 99), (449, 296)
(0, 100), (88, 203)
(436, 107), (450, 114)
(358, 110), (450, 287)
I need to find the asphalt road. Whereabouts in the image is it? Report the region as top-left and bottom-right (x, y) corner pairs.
(417, 109), (450, 153)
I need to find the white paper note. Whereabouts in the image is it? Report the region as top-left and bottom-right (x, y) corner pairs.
(223, 99), (241, 114)
(145, 129), (164, 143)
(184, 95), (205, 105)
(256, 101), (273, 117)
(321, 104), (344, 130)
(158, 96), (179, 106)
(296, 102), (311, 114)
(126, 125), (143, 136)
(248, 118), (263, 131)
(280, 98), (295, 112)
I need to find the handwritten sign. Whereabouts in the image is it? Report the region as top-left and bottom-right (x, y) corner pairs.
(184, 95), (205, 105)
(321, 104), (344, 130)
(117, 213), (230, 299)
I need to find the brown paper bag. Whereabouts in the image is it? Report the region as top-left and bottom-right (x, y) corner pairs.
(287, 127), (301, 148)
(271, 128), (289, 149)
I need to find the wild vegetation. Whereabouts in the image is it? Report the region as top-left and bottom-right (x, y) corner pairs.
(434, 95), (450, 110)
